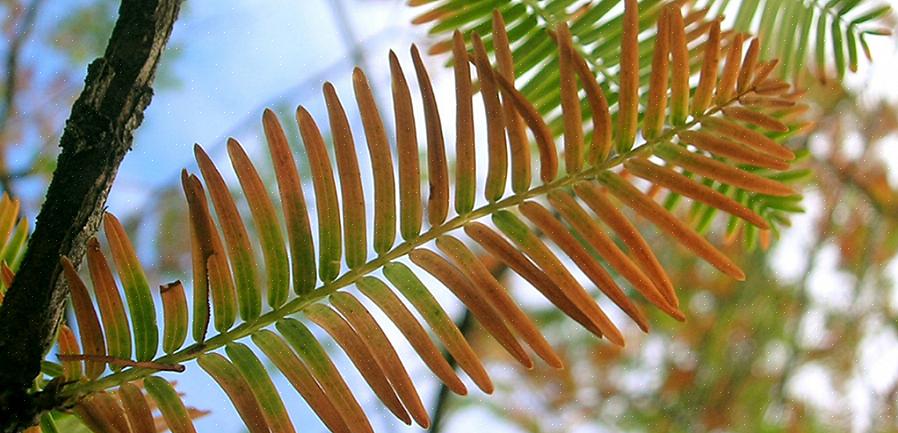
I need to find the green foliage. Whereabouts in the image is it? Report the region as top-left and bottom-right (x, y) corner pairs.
(0, 1), (846, 433)
(413, 0), (683, 133)
(411, 0), (892, 114)
(722, 0), (893, 80)
(412, 0), (823, 248)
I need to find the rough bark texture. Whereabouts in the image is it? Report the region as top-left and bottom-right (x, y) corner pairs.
(0, 1), (181, 431)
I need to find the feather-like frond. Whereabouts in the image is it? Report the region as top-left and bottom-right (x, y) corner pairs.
(411, 0), (891, 127)
(46, 5), (811, 432)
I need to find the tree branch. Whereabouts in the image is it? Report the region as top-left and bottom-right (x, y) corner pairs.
(0, 0), (181, 431)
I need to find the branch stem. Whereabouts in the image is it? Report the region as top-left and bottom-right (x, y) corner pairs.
(0, 1), (181, 431)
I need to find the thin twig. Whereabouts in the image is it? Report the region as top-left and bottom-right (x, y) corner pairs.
(0, 0), (45, 132)
(429, 256), (509, 432)
(0, 0), (46, 196)
(328, 0), (396, 141)
(56, 354), (185, 373)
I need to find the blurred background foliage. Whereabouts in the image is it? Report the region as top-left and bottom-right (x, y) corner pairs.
(3, 0), (898, 432)
(440, 75), (898, 433)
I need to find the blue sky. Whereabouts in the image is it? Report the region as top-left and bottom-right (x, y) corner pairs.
(109, 0), (416, 214)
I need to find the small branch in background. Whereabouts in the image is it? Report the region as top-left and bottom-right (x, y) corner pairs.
(0, 0), (182, 431)
(330, 0), (367, 69)
(0, 0), (45, 131)
(824, 158), (898, 218)
(429, 255), (509, 433)
(56, 354), (185, 373)
(329, 0), (395, 140)
(428, 309), (473, 433)
(0, 0), (47, 197)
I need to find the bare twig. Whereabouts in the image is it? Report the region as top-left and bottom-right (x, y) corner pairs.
(428, 310), (473, 433)
(56, 354), (185, 373)
(429, 256), (508, 432)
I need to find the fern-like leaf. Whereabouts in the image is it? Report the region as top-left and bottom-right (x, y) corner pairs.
(411, 0), (890, 133)
(43, 4), (812, 433)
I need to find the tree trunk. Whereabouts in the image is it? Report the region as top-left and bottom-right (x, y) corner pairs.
(0, 1), (181, 431)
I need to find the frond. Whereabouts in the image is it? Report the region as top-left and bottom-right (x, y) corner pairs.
(411, 0), (892, 107)
(43, 4), (810, 432)
(413, 0), (712, 137)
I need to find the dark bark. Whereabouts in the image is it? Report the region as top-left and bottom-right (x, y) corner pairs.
(0, 0), (181, 431)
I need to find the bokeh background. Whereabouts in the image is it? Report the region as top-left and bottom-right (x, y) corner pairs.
(4, 0), (898, 432)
